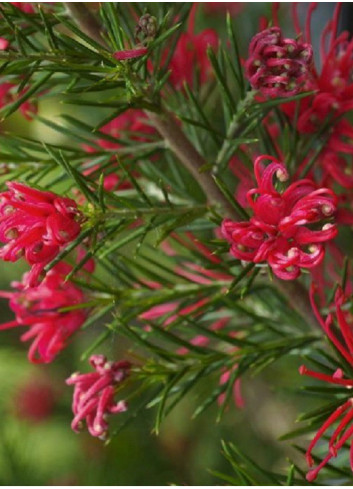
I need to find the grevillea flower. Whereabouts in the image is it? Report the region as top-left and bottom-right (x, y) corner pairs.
(245, 26), (313, 97)
(222, 155), (338, 280)
(0, 263), (86, 363)
(0, 182), (82, 286)
(66, 355), (130, 439)
(299, 283), (353, 481)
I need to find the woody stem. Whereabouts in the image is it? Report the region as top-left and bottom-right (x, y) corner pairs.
(65, 3), (319, 331)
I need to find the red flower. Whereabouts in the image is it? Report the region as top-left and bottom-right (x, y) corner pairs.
(299, 284), (353, 481)
(222, 155), (338, 280)
(245, 27), (313, 97)
(0, 182), (82, 286)
(0, 263), (86, 363)
(66, 355), (130, 440)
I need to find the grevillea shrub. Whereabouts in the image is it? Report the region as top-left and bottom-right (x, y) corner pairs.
(1, 2), (353, 485)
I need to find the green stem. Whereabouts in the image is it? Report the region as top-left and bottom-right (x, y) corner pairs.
(214, 90), (256, 174)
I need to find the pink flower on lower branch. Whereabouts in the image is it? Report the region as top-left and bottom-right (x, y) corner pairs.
(299, 284), (353, 481)
(66, 355), (131, 440)
(0, 182), (82, 286)
(222, 155), (338, 280)
(0, 263), (86, 363)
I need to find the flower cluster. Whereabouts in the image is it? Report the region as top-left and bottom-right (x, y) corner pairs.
(245, 27), (313, 97)
(66, 355), (130, 439)
(0, 182), (82, 286)
(299, 284), (353, 481)
(0, 263), (86, 363)
(222, 156), (338, 280)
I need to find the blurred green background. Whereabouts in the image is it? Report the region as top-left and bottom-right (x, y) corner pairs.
(0, 2), (336, 485)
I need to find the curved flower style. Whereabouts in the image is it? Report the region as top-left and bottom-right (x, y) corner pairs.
(0, 263), (86, 363)
(299, 284), (353, 481)
(222, 156), (338, 280)
(0, 182), (82, 286)
(245, 27), (313, 97)
(66, 355), (130, 440)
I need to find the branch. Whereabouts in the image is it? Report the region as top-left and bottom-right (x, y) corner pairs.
(64, 3), (108, 48)
(146, 109), (238, 218)
(274, 278), (319, 330)
(64, 2), (319, 332)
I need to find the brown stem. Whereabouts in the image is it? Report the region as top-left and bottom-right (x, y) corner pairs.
(274, 278), (319, 329)
(64, 3), (319, 332)
(146, 109), (238, 218)
(64, 3), (108, 48)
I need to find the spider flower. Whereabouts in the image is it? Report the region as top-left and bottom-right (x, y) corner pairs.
(299, 284), (353, 481)
(0, 182), (82, 286)
(0, 263), (86, 363)
(222, 156), (338, 280)
(66, 355), (130, 440)
(245, 26), (313, 97)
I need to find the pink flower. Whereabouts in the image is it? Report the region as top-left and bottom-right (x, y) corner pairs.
(245, 27), (313, 97)
(298, 284), (353, 481)
(0, 182), (82, 286)
(0, 263), (86, 363)
(66, 355), (130, 439)
(222, 155), (338, 280)
(0, 37), (9, 50)
(113, 47), (148, 60)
